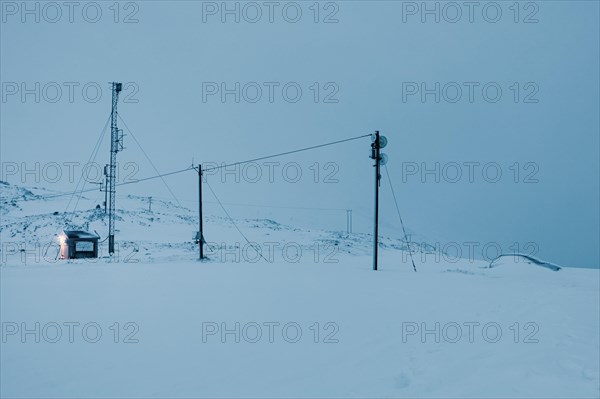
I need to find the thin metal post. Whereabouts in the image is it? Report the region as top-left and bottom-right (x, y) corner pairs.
(350, 209), (352, 233)
(373, 131), (381, 271)
(198, 164), (204, 260)
(346, 209), (353, 234)
(103, 170), (108, 214)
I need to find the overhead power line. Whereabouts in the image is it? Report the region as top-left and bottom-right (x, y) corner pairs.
(6, 132), (370, 204)
(4, 166), (194, 203)
(118, 166), (195, 187)
(119, 195), (350, 212)
(202, 134), (371, 173)
(204, 202), (349, 212)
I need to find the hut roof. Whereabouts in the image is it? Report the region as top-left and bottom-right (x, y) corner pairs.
(63, 230), (99, 240)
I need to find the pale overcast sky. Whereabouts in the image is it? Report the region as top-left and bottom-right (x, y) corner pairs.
(1, 1), (598, 267)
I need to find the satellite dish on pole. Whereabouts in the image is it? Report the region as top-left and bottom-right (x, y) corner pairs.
(371, 133), (388, 149)
(379, 135), (388, 149)
(380, 153), (389, 166)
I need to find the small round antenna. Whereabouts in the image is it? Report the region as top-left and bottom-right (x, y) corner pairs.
(380, 153), (389, 166)
(379, 135), (388, 149)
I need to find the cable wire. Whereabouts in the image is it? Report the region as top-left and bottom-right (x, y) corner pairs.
(7, 133), (370, 205)
(118, 114), (183, 207)
(125, 195), (350, 212)
(204, 179), (270, 263)
(4, 167), (195, 203)
(384, 164), (418, 272)
(117, 166), (195, 187)
(202, 134), (371, 173)
(64, 114), (111, 216)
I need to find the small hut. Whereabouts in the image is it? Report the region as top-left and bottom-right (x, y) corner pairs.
(60, 231), (100, 259)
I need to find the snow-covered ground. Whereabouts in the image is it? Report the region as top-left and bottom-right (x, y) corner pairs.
(1, 182), (599, 398)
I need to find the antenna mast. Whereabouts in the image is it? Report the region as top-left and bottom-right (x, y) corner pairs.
(370, 131), (388, 271)
(108, 82), (123, 255)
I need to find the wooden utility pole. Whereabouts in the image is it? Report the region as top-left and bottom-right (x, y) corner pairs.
(371, 131), (381, 271)
(198, 164), (204, 260)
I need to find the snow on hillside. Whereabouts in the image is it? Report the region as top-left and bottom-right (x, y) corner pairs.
(0, 181), (418, 265)
(1, 182), (599, 398)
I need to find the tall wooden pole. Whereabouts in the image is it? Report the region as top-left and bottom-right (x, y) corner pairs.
(372, 131), (381, 271)
(198, 164), (204, 260)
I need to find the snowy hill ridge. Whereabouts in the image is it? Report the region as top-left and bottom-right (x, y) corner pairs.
(1, 182), (423, 266)
(0, 181), (567, 270)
